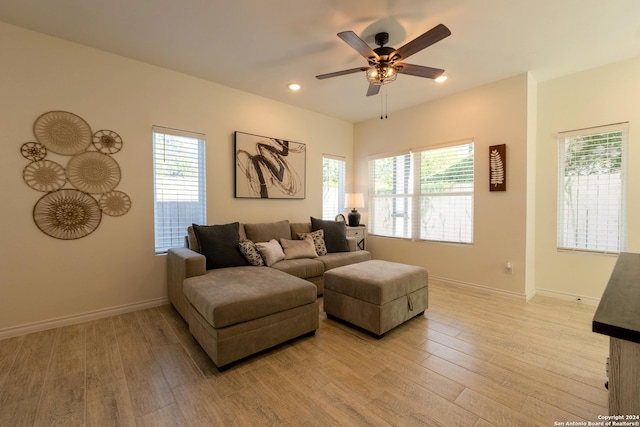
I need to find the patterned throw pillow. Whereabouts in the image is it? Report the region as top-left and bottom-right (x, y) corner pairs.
(238, 240), (264, 266)
(298, 229), (327, 256)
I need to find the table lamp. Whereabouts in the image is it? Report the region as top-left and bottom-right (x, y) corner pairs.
(346, 193), (364, 226)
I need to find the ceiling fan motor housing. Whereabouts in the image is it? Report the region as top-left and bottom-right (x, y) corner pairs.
(375, 32), (389, 47)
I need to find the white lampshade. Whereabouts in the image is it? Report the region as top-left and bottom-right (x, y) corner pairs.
(346, 193), (365, 209)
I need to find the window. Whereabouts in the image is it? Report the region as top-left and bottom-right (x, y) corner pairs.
(153, 127), (206, 253)
(369, 141), (474, 244)
(416, 144), (474, 243)
(557, 123), (627, 253)
(369, 153), (413, 238)
(322, 155), (346, 220)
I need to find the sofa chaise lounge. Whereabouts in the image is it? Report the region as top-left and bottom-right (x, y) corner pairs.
(167, 219), (371, 368)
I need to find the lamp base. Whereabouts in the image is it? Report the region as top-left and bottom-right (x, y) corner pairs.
(347, 209), (360, 227)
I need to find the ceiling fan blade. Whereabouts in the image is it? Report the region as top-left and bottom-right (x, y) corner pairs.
(392, 24), (451, 61)
(316, 67), (368, 80)
(397, 63), (445, 79)
(338, 31), (379, 61)
(366, 84), (381, 96)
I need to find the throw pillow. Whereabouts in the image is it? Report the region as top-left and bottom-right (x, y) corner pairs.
(192, 222), (249, 270)
(255, 239), (285, 267)
(280, 236), (318, 260)
(311, 217), (349, 253)
(297, 229), (327, 256)
(238, 240), (265, 266)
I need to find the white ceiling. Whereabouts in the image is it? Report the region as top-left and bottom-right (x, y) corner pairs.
(2, 0), (640, 123)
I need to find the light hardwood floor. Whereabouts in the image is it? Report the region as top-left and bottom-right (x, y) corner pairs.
(0, 281), (609, 426)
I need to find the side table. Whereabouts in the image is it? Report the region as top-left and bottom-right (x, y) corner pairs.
(346, 225), (366, 251)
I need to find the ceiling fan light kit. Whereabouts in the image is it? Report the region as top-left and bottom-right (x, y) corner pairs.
(316, 24), (451, 100)
(366, 63), (398, 85)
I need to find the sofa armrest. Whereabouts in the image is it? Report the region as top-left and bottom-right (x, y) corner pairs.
(167, 247), (206, 320)
(346, 237), (358, 252)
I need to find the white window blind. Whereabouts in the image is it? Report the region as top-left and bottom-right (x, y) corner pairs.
(557, 123), (627, 253)
(153, 127), (206, 253)
(322, 155), (346, 220)
(369, 152), (413, 238)
(415, 143), (474, 243)
(368, 141), (474, 244)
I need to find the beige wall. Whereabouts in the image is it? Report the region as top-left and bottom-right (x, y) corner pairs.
(0, 22), (353, 333)
(3, 19), (638, 334)
(354, 74), (531, 297)
(535, 56), (640, 301)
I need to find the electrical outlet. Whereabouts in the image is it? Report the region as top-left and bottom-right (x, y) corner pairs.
(504, 261), (513, 274)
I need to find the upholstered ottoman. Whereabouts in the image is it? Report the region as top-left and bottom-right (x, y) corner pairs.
(324, 260), (428, 337)
(183, 266), (319, 369)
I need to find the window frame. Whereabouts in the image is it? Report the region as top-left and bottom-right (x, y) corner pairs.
(368, 140), (474, 244)
(152, 126), (206, 254)
(556, 123), (627, 254)
(414, 143), (475, 244)
(322, 155), (346, 220)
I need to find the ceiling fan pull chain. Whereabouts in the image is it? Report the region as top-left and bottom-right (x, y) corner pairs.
(385, 86), (389, 119)
(379, 85), (388, 120)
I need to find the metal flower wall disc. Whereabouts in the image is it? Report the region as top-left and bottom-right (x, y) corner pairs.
(23, 160), (66, 192)
(33, 111), (93, 155)
(99, 191), (131, 216)
(20, 142), (47, 161)
(33, 189), (102, 240)
(66, 151), (121, 194)
(92, 129), (123, 154)
(22, 110), (131, 239)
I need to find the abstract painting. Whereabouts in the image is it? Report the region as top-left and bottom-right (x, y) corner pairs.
(235, 131), (306, 199)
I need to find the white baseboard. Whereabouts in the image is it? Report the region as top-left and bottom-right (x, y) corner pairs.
(534, 288), (600, 306)
(0, 297), (170, 340)
(432, 275), (600, 306)
(431, 275), (529, 301)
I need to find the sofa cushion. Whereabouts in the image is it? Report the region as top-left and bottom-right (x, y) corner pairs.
(238, 240), (265, 266)
(270, 258), (325, 279)
(183, 266), (317, 328)
(192, 223), (249, 270)
(255, 239), (285, 267)
(289, 222), (311, 237)
(244, 220), (291, 243)
(298, 229), (327, 256)
(280, 236), (317, 260)
(318, 250), (372, 271)
(311, 217), (349, 253)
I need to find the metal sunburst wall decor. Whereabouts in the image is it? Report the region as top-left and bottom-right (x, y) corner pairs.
(21, 110), (131, 240)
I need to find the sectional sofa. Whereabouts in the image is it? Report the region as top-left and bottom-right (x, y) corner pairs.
(167, 218), (371, 368)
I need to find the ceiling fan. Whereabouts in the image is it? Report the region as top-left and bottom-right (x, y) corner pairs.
(316, 24), (451, 96)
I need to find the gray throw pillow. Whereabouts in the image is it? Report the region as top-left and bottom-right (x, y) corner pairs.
(255, 239), (286, 267)
(280, 236), (317, 260)
(192, 222), (249, 270)
(311, 217), (349, 253)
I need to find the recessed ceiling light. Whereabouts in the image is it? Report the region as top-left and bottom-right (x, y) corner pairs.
(288, 83), (301, 91)
(434, 75), (448, 83)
